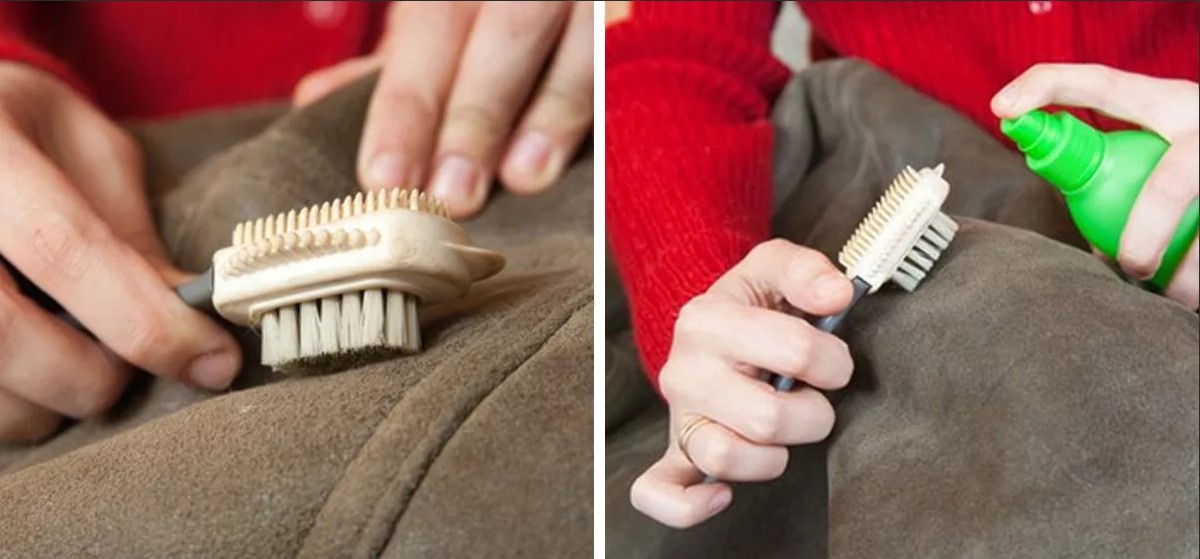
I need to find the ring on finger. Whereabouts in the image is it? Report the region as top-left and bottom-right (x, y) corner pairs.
(677, 415), (714, 465)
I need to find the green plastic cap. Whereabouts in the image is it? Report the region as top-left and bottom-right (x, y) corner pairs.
(1001, 109), (1104, 195)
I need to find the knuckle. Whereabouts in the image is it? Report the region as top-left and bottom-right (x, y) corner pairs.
(699, 433), (735, 474)
(777, 330), (813, 375)
(1022, 62), (1056, 82)
(673, 296), (717, 339)
(748, 238), (791, 263)
(381, 86), (435, 118)
(72, 367), (128, 418)
(746, 396), (785, 442)
(26, 211), (99, 284)
(790, 246), (833, 275)
(828, 344), (855, 389)
(375, 84), (439, 129)
(802, 395), (837, 441)
(532, 85), (592, 130)
(442, 105), (508, 150)
(657, 364), (688, 405)
(764, 449), (789, 479)
(119, 314), (172, 370)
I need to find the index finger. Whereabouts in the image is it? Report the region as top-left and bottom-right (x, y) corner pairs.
(0, 135), (240, 389)
(708, 238), (853, 317)
(992, 63), (1199, 140)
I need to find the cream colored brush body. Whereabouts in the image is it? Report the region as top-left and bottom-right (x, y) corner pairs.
(210, 188), (504, 370)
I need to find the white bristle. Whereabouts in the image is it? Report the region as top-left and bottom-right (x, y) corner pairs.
(386, 291), (408, 347)
(299, 302), (321, 357)
(340, 292), (362, 349)
(904, 248), (935, 271)
(360, 289), (386, 346)
(897, 260), (927, 283)
(893, 271), (919, 292)
(261, 311), (279, 366)
(276, 306), (299, 362)
(319, 297), (340, 353)
(255, 288), (424, 370)
(404, 295), (420, 353)
(915, 238), (942, 260)
(220, 187), (483, 371)
(838, 164), (957, 293)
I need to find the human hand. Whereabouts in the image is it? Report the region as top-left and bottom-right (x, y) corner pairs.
(992, 63), (1199, 310)
(0, 63), (241, 443)
(294, 1), (594, 218)
(629, 239), (855, 528)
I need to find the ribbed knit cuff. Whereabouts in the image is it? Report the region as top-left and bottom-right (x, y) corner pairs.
(606, 119), (775, 388)
(606, 3), (785, 389)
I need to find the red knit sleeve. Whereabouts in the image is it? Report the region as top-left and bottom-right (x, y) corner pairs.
(0, 5), (90, 96)
(606, 1), (789, 390)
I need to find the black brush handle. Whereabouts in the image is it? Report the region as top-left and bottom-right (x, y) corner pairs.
(770, 276), (871, 392)
(56, 268), (215, 332)
(701, 276), (871, 485)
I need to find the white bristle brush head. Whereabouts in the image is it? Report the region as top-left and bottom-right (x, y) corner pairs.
(839, 164), (958, 293)
(210, 188), (504, 370)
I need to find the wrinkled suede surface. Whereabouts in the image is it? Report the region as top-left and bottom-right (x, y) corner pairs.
(605, 60), (1199, 558)
(0, 76), (593, 558)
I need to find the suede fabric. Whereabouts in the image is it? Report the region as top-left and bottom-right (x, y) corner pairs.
(605, 60), (1199, 558)
(0, 76), (593, 558)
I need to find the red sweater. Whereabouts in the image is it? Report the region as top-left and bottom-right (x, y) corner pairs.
(0, 2), (387, 118)
(606, 1), (1199, 389)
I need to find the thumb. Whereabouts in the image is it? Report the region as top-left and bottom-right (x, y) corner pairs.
(36, 94), (242, 389)
(293, 56), (382, 107)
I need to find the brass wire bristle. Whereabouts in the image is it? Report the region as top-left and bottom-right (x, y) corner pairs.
(231, 187), (448, 247)
(839, 164), (957, 292)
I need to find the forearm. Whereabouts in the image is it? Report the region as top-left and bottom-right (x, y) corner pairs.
(605, 1), (789, 387)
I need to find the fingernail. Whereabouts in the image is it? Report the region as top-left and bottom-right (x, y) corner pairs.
(186, 351), (238, 391)
(367, 153), (412, 188)
(508, 132), (553, 178)
(429, 155), (481, 205)
(708, 490), (731, 515)
(814, 272), (846, 300)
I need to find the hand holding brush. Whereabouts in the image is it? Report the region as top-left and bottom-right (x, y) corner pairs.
(630, 165), (958, 528)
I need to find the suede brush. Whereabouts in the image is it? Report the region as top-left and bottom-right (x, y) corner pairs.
(770, 163), (957, 389)
(59, 188), (505, 372)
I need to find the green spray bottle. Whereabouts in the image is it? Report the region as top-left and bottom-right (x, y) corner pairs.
(1001, 109), (1198, 289)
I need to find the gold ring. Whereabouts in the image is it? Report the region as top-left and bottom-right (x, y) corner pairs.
(677, 415), (714, 465)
